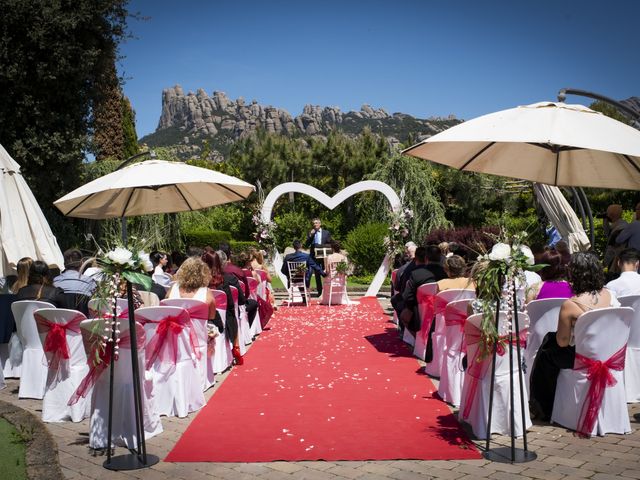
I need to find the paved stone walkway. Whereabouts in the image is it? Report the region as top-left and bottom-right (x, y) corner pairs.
(2, 298), (640, 479)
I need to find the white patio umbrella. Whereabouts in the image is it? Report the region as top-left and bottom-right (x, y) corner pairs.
(0, 143), (64, 275)
(533, 183), (591, 253)
(54, 159), (255, 219)
(403, 101), (640, 190)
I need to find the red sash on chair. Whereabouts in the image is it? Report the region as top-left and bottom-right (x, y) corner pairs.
(461, 322), (528, 420)
(68, 324), (145, 405)
(137, 309), (195, 371)
(34, 312), (85, 374)
(181, 303), (207, 361)
(212, 290), (228, 310)
(574, 344), (627, 437)
(417, 292), (446, 343)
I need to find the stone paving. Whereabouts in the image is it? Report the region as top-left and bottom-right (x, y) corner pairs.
(2, 297), (640, 479)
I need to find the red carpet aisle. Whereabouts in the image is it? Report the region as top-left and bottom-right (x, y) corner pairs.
(166, 297), (480, 462)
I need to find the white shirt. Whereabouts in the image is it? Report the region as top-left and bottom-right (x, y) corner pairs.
(606, 271), (640, 298)
(314, 229), (322, 245)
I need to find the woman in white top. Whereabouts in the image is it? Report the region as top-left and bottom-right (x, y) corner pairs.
(167, 257), (217, 320)
(151, 251), (173, 287)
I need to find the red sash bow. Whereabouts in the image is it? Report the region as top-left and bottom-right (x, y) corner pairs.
(34, 312), (85, 373)
(574, 344), (626, 437)
(417, 293), (446, 343)
(138, 309), (193, 371)
(182, 303), (208, 361)
(68, 324), (145, 405)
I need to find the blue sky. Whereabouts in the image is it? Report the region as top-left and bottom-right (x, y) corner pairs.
(119, 0), (640, 138)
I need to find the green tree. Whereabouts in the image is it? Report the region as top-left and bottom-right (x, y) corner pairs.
(0, 0), (129, 247)
(92, 51), (124, 161)
(121, 96), (139, 159)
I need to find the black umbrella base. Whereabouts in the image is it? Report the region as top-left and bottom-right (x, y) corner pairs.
(104, 453), (159, 471)
(483, 447), (537, 463)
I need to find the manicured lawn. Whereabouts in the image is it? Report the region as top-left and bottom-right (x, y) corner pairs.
(0, 418), (27, 480)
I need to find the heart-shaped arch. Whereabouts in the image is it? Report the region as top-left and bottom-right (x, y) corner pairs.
(261, 181), (401, 297)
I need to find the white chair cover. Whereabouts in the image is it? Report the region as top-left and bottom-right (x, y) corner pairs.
(1, 332), (22, 378)
(78, 318), (162, 449)
(246, 277), (263, 338)
(618, 295), (640, 403)
(229, 286), (248, 354)
(391, 269), (399, 325)
(210, 289), (233, 373)
(424, 289), (475, 377)
(437, 299), (473, 407)
(411, 283), (439, 355)
(35, 308), (90, 423)
(135, 306), (205, 418)
(88, 297), (129, 319)
(160, 298), (212, 391)
(552, 307), (633, 436)
(321, 262), (350, 306)
(287, 261), (309, 306)
(524, 298), (565, 393)
(459, 311), (531, 439)
(11, 300), (55, 399)
(139, 290), (160, 307)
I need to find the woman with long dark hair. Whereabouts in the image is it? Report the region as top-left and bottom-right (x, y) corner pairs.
(529, 252), (620, 420)
(16, 260), (67, 307)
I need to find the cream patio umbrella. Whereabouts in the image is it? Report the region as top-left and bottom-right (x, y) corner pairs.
(54, 159), (255, 218)
(403, 101), (640, 190)
(533, 183), (591, 253)
(0, 143), (64, 276)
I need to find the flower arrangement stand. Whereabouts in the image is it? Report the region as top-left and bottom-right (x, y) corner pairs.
(483, 284), (537, 464)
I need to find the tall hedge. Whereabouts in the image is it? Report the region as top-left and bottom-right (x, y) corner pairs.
(344, 223), (388, 275)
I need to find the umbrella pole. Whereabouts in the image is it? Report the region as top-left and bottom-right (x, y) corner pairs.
(104, 219), (159, 470)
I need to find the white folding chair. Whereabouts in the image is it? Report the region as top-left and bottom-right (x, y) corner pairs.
(34, 308), (90, 423)
(618, 295), (640, 402)
(135, 306), (205, 418)
(437, 298), (473, 407)
(459, 311), (531, 439)
(552, 307), (633, 436)
(210, 289), (233, 373)
(424, 288), (475, 377)
(160, 298), (212, 390)
(11, 300), (55, 399)
(524, 298), (565, 393)
(77, 317), (162, 448)
(287, 261), (309, 307)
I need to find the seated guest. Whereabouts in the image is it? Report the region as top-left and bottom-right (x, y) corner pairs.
(202, 251), (244, 364)
(529, 252), (619, 421)
(399, 247), (437, 333)
(391, 243), (417, 313)
(320, 241), (350, 305)
(281, 240), (326, 302)
(554, 240), (571, 266)
(437, 255), (474, 291)
(218, 243), (259, 328)
(526, 250), (573, 302)
(53, 248), (97, 314)
(606, 248), (640, 297)
(424, 244), (448, 282)
(150, 251), (173, 287)
(169, 250), (186, 273)
(167, 256), (217, 318)
(16, 260), (67, 307)
(10, 257), (33, 294)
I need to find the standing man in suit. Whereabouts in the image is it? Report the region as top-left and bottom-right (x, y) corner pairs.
(305, 218), (331, 296)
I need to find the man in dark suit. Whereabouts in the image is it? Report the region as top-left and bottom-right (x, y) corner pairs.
(400, 247), (437, 333)
(305, 218), (331, 296)
(282, 240), (326, 302)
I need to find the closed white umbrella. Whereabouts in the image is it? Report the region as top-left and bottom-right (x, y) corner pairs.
(403, 101), (640, 190)
(533, 183), (591, 253)
(0, 144), (64, 275)
(54, 159), (255, 219)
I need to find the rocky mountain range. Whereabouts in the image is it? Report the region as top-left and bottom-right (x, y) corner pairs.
(141, 85), (461, 160)
(141, 86), (640, 161)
